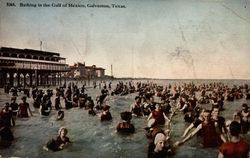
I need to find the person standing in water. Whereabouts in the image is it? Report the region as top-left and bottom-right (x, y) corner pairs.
(182, 109), (204, 138)
(54, 95), (61, 110)
(100, 105), (112, 121)
(211, 106), (228, 139)
(218, 121), (249, 158)
(0, 103), (15, 127)
(130, 96), (143, 117)
(10, 97), (18, 118)
(18, 96), (33, 118)
(117, 111), (135, 134)
(148, 104), (170, 126)
(233, 104), (249, 134)
(175, 110), (226, 148)
(40, 95), (52, 116)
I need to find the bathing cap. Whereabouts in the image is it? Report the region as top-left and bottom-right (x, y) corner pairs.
(154, 133), (166, 145)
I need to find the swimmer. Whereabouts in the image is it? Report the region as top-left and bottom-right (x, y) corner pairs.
(147, 104), (170, 126)
(43, 127), (70, 151)
(117, 111), (135, 134)
(175, 110), (226, 148)
(148, 133), (173, 158)
(100, 105), (112, 121)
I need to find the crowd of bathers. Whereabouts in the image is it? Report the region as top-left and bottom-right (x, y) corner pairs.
(0, 81), (249, 157)
(129, 82), (250, 157)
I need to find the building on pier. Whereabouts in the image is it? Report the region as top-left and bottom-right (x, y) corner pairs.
(0, 47), (69, 88)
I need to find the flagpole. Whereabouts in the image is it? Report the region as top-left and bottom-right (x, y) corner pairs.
(111, 64), (113, 77)
(40, 41), (42, 51)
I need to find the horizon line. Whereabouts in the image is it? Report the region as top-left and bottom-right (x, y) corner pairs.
(113, 77), (250, 80)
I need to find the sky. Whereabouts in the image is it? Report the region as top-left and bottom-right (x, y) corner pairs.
(0, 0), (250, 79)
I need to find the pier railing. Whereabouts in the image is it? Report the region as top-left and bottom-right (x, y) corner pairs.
(0, 57), (69, 71)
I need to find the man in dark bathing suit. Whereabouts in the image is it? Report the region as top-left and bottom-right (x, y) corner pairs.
(175, 110), (226, 148)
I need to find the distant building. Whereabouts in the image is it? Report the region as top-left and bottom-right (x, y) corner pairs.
(0, 47), (69, 88)
(85, 65), (105, 78)
(68, 62), (105, 79)
(68, 62), (86, 78)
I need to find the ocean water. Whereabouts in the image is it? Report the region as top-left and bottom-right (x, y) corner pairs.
(0, 79), (249, 158)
